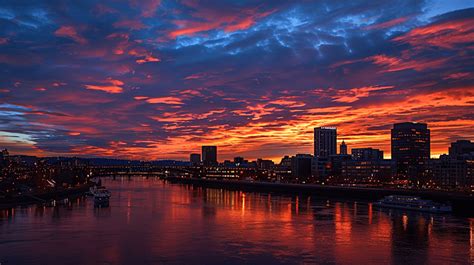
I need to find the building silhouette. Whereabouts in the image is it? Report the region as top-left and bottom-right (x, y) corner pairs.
(351, 148), (383, 161)
(314, 127), (337, 158)
(340, 140), (347, 155)
(202, 146), (217, 166)
(190, 153), (201, 165)
(391, 122), (430, 185)
(448, 140), (474, 160)
(431, 140), (474, 190)
(291, 154), (313, 182)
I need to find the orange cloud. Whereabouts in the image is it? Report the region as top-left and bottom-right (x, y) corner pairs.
(332, 86), (393, 103)
(134, 96), (149, 100)
(136, 54), (161, 64)
(54, 26), (87, 44)
(85, 78), (124, 94)
(145, 96), (184, 105)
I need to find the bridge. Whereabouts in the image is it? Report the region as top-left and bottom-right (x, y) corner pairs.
(90, 165), (195, 178)
(89, 164), (264, 180)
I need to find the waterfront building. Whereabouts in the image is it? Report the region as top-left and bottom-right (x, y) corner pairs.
(279, 156), (292, 168)
(311, 157), (330, 183)
(449, 140), (474, 160)
(430, 155), (473, 191)
(341, 159), (395, 185)
(190, 153), (201, 165)
(351, 148), (383, 161)
(0, 149), (9, 168)
(328, 154), (352, 182)
(314, 127), (337, 158)
(391, 122), (430, 185)
(430, 140), (474, 191)
(274, 156), (293, 182)
(257, 159), (274, 170)
(202, 146), (217, 166)
(291, 154), (313, 183)
(340, 140), (348, 155)
(234, 157), (247, 165)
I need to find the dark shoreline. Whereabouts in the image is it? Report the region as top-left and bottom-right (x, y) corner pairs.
(165, 177), (474, 216)
(0, 185), (90, 209)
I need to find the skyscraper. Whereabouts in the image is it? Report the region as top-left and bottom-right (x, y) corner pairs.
(314, 127), (337, 158)
(391, 122), (430, 185)
(202, 146), (217, 166)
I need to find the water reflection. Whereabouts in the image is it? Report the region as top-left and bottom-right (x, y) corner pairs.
(471, 218), (474, 263)
(0, 178), (472, 265)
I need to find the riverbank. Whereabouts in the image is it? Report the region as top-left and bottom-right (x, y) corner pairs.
(165, 177), (474, 215)
(0, 184), (91, 209)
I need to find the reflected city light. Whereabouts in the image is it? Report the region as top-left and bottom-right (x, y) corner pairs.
(0, 178), (472, 264)
(368, 203), (373, 224)
(403, 215), (408, 231)
(471, 218), (473, 263)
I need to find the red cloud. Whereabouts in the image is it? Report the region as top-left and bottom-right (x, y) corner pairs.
(84, 78), (124, 94)
(444, 72), (471, 80)
(224, 17), (255, 32)
(113, 19), (147, 30)
(394, 18), (474, 49)
(132, 0), (161, 17)
(54, 26), (88, 44)
(169, 9), (273, 38)
(0, 37), (8, 45)
(367, 54), (448, 72)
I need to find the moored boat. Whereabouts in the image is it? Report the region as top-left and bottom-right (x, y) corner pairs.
(92, 187), (111, 207)
(375, 195), (452, 213)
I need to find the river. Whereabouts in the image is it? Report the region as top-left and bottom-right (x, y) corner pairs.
(0, 178), (472, 264)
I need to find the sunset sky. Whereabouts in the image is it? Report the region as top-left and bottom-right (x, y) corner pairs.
(1, 0), (473, 161)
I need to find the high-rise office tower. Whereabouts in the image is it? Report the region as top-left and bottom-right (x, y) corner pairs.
(314, 127), (337, 158)
(202, 146), (217, 166)
(391, 122), (430, 184)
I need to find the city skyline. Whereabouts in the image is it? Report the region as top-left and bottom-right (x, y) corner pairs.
(1, 121), (471, 164)
(1, 1), (474, 161)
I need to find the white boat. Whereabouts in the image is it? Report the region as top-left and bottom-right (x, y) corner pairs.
(92, 186), (111, 206)
(375, 195), (452, 213)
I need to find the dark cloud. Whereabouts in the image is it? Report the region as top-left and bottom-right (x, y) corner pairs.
(0, 1), (473, 160)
